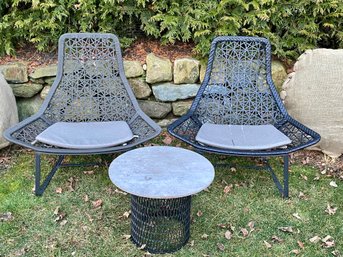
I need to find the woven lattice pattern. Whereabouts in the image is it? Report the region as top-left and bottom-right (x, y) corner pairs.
(168, 36), (320, 156)
(5, 33), (160, 154)
(131, 195), (191, 254)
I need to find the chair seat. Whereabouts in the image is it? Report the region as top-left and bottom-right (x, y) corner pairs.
(195, 123), (291, 150)
(35, 121), (134, 149)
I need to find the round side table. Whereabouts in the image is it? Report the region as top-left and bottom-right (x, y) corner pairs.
(108, 146), (214, 253)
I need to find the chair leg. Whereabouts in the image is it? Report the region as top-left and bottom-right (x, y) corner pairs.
(35, 153), (65, 196)
(267, 155), (289, 198)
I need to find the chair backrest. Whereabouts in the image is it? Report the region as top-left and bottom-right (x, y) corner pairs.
(193, 36), (286, 125)
(42, 33), (138, 123)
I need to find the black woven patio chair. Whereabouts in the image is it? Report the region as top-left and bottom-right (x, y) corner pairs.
(4, 33), (161, 196)
(168, 36), (320, 197)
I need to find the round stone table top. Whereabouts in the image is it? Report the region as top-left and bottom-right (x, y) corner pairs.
(108, 146), (215, 199)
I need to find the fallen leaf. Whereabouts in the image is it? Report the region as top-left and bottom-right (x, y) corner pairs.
(223, 184), (233, 194)
(13, 247), (28, 256)
(84, 194), (89, 202)
(298, 191), (306, 199)
(264, 240), (272, 249)
(83, 170), (94, 175)
(331, 250), (341, 256)
(297, 240), (304, 249)
(322, 235), (335, 248)
(230, 167), (237, 172)
(202, 254), (210, 257)
(241, 228), (249, 237)
(92, 199), (103, 209)
(67, 177), (76, 192)
(271, 235), (283, 243)
(248, 221), (255, 232)
(201, 234), (209, 239)
(53, 206), (60, 215)
(309, 236), (321, 243)
(217, 243), (225, 251)
(224, 230), (232, 240)
(189, 240), (194, 246)
(122, 234), (131, 240)
(114, 189), (127, 195)
(313, 176), (320, 181)
(55, 187), (63, 194)
(162, 135), (173, 145)
(197, 210), (203, 217)
(60, 219), (68, 226)
(139, 244), (146, 250)
(278, 226), (294, 233)
(85, 213), (93, 223)
(300, 174), (308, 181)
(292, 213), (302, 221)
(123, 211), (131, 218)
(290, 249), (300, 255)
(330, 181), (338, 188)
(0, 212), (13, 222)
(325, 204), (337, 215)
(217, 223), (227, 229)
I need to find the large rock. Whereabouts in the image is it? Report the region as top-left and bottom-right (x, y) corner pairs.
(283, 49), (343, 157)
(152, 83), (200, 102)
(45, 77), (56, 86)
(174, 58), (200, 84)
(157, 118), (177, 128)
(146, 53), (172, 84)
(17, 95), (44, 121)
(0, 74), (18, 149)
(10, 83), (43, 98)
(199, 63), (207, 83)
(0, 63), (28, 83)
(29, 64), (58, 79)
(172, 101), (192, 116)
(138, 100), (171, 119)
(272, 60), (287, 91)
(128, 78), (151, 99)
(124, 61), (144, 78)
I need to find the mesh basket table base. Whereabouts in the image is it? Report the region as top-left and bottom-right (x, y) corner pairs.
(131, 195), (191, 253)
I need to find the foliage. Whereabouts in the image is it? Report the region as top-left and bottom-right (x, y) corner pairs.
(0, 0), (342, 59)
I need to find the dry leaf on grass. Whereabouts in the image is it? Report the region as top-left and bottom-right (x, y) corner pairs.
(309, 235), (321, 243)
(162, 135), (173, 145)
(271, 235), (283, 243)
(298, 192), (308, 200)
(248, 221), (255, 232)
(122, 211), (131, 218)
(331, 250), (341, 256)
(300, 174), (308, 181)
(67, 177), (76, 192)
(290, 249), (300, 255)
(223, 184), (233, 194)
(217, 243), (225, 251)
(115, 188), (127, 195)
(139, 244), (146, 250)
(122, 234), (131, 240)
(84, 194), (89, 202)
(201, 234), (209, 239)
(0, 212), (13, 222)
(197, 210), (203, 217)
(92, 199), (103, 209)
(278, 226), (294, 233)
(60, 219), (68, 226)
(264, 240), (272, 249)
(325, 204), (337, 215)
(322, 235), (335, 248)
(224, 230), (232, 240)
(240, 228), (249, 237)
(330, 181), (338, 188)
(292, 213), (302, 221)
(189, 240), (194, 247)
(297, 241), (304, 249)
(55, 187), (63, 194)
(83, 170), (94, 175)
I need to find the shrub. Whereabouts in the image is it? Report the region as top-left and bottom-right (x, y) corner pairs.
(0, 0), (342, 60)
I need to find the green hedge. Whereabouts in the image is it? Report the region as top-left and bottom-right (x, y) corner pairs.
(0, 0), (342, 60)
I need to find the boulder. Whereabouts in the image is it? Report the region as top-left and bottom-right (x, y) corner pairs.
(0, 74), (19, 149)
(152, 83), (200, 102)
(172, 101), (193, 116)
(199, 63), (207, 83)
(10, 83), (43, 98)
(124, 60), (144, 78)
(174, 58), (200, 84)
(146, 53), (172, 84)
(138, 100), (171, 119)
(29, 64), (58, 79)
(17, 95), (44, 121)
(271, 60), (287, 92)
(44, 77), (56, 86)
(0, 63), (28, 83)
(283, 49), (343, 157)
(40, 85), (51, 99)
(128, 78), (151, 99)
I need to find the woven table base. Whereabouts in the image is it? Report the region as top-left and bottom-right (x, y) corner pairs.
(131, 195), (191, 253)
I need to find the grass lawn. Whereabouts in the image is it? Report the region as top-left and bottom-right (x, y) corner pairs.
(0, 135), (342, 257)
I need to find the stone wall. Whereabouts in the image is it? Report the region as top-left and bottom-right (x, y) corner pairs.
(0, 54), (287, 127)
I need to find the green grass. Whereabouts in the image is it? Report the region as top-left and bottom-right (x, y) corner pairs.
(0, 139), (342, 257)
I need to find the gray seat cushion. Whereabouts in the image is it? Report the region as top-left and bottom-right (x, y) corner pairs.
(196, 123), (291, 150)
(36, 121), (134, 149)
